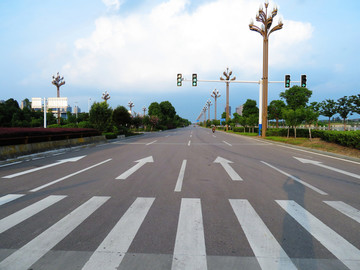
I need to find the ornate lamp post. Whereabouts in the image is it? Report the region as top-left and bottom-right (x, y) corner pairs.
(206, 99), (212, 121)
(142, 106), (147, 117)
(211, 89), (221, 121)
(102, 91), (110, 103)
(203, 106), (207, 126)
(128, 100), (134, 114)
(52, 72), (65, 124)
(220, 68), (236, 131)
(249, 0), (283, 137)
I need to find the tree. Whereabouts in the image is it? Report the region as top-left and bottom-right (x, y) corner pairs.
(89, 101), (113, 132)
(282, 108), (305, 138)
(280, 86), (312, 110)
(320, 99), (337, 130)
(148, 102), (162, 117)
(242, 99), (259, 117)
(149, 116), (159, 131)
(336, 96), (353, 131)
(221, 111), (227, 119)
(303, 107), (319, 140)
(159, 101), (176, 119)
(268, 100), (286, 128)
(112, 106), (131, 128)
(247, 114), (258, 133)
(350, 94), (360, 114)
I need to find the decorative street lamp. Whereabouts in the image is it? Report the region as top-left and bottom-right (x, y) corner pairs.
(206, 99), (212, 121)
(211, 89), (221, 121)
(128, 100), (135, 114)
(220, 68), (236, 131)
(142, 106), (147, 117)
(52, 72), (65, 124)
(249, 0), (283, 137)
(203, 106), (207, 126)
(102, 91), (110, 103)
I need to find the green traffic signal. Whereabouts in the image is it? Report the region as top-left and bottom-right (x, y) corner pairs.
(192, 73), (197, 86)
(301, 75), (307, 87)
(177, 73), (182, 86)
(285, 75), (290, 88)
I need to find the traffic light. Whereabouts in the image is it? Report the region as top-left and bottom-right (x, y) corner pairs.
(177, 73), (182, 86)
(285, 75), (290, 88)
(192, 73), (197, 86)
(301, 75), (307, 87)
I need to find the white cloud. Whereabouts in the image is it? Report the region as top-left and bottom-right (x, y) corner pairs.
(102, 0), (122, 11)
(63, 0), (313, 93)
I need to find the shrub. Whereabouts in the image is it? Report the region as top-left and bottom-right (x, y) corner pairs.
(103, 132), (117, 139)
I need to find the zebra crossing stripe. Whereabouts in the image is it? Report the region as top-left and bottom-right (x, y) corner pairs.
(0, 194), (25, 206)
(81, 197), (155, 270)
(172, 198), (207, 270)
(0, 195), (66, 234)
(324, 201), (360, 224)
(276, 200), (360, 270)
(229, 199), (297, 270)
(0, 196), (109, 270)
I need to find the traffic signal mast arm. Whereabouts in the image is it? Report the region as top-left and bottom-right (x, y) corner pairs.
(181, 78), (300, 84)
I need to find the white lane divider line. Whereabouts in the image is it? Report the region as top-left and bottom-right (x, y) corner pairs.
(277, 200), (360, 270)
(82, 197), (155, 270)
(0, 196), (110, 270)
(0, 161), (23, 168)
(146, 140), (157, 145)
(230, 199), (297, 270)
(188, 140), (191, 146)
(0, 195), (67, 234)
(324, 201), (360, 224)
(30, 159), (112, 192)
(212, 135), (216, 138)
(223, 141), (232, 146)
(174, 160), (187, 192)
(0, 194), (25, 206)
(261, 161), (328, 195)
(172, 198), (207, 270)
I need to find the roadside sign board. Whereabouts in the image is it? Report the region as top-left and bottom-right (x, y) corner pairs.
(31, 98), (42, 109)
(48, 97), (68, 108)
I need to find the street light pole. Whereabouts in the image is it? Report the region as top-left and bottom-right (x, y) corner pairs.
(52, 72), (65, 124)
(128, 101), (134, 114)
(211, 89), (221, 121)
(206, 100), (212, 121)
(142, 106), (147, 117)
(220, 68), (236, 131)
(249, 0), (283, 138)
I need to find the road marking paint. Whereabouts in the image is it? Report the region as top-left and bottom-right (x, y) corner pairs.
(165, 135), (170, 137)
(261, 161), (328, 195)
(30, 159), (112, 192)
(324, 201), (360, 224)
(188, 140), (191, 146)
(212, 134), (216, 137)
(82, 197), (154, 270)
(52, 152), (66, 155)
(277, 200), (360, 270)
(0, 196), (109, 270)
(146, 140), (157, 145)
(230, 199), (297, 270)
(190, 134), (192, 138)
(172, 198), (207, 270)
(31, 157), (45, 161)
(0, 195), (66, 234)
(174, 160), (187, 192)
(116, 156), (153, 180)
(0, 194), (25, 206)
(214, 157), (243, 181)
(0, 161), (23, 168)
(223, 140), (232, 146)
(2, 156), (86, 179)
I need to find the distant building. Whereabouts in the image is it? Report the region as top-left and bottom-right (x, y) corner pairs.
(224, 106), (232, 116)
(74, 106), (81, 115)
(236, 105), (243, 116)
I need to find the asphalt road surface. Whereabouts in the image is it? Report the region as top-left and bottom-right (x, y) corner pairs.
(0, 126), (359, 270)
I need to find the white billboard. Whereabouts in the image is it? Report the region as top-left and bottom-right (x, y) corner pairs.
(31, 98), (42, 109)
(48, 97), (68, 108)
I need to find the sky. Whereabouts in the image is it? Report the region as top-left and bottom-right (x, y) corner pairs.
(0, 0), (359, 122)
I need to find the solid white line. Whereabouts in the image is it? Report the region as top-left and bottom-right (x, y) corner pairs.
(324, 201), (360, 224)
(276, 200), (360, 270)
(0, 161), (23, 168)
(230, 199), (297, 270)
(188, 140), (191, 146)
(172, 198), (207, 270)
(261, 161), (328, 195)
(0, 196), (109, 270)
(223, 140), (232, 146)
(52, 152), (66, 156)
(174, 160), (187, 192)
(146, 140), (157, 145)
(0, 195), (66, 234)
(0, 194), (25, 206)
(31, 157), (45, 161)
(212, 135), (216, 138)
(30, 159), (112, 192)
(190, 134), (192, 138)
(82, 197), (154, 270)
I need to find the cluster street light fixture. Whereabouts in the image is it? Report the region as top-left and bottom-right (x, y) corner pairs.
(220, 68), (236, 131)
(102, 91), (110, 103)
(142, 106), (147, 117)
(211, 89), (221, 120)
(52, 72), (65, 124)
(249, 0), (283, 137)
(206, 100), (212, 121)
(128, 100), (135, 114)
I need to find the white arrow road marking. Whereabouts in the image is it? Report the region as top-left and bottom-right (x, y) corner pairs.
(294, 157), (360, 179)
(30, 159), (112, 192)
(2, 156), (86, 179)
(116, 156), (154, 180)
(214, 156), (243, 181)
